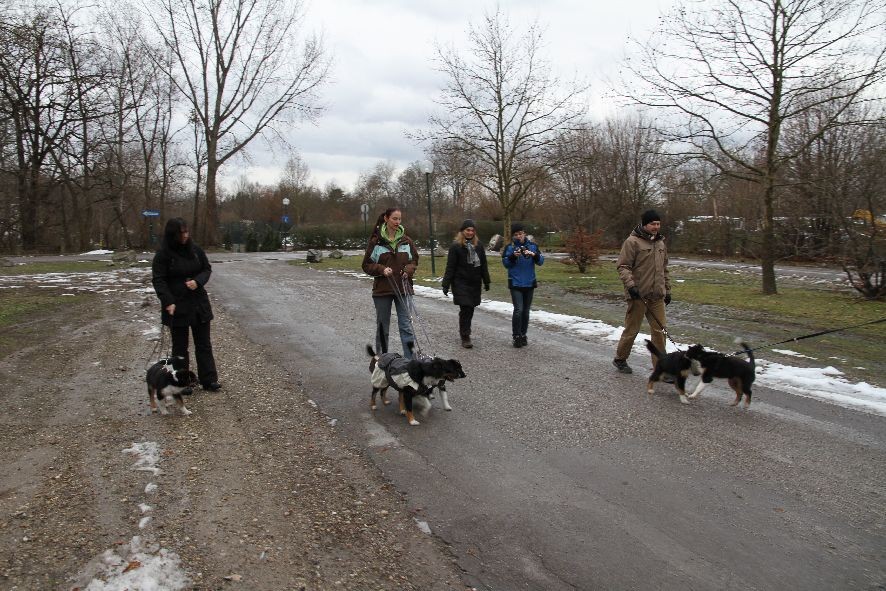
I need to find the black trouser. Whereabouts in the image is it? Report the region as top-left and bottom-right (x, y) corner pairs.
(458, 305), (475, 337)
(510, 287), (534, 337)
(170, 321), (218, 386)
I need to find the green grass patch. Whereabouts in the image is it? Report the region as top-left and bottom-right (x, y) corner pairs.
(295, 255), (884, 330)
(0, 260), (149, 276)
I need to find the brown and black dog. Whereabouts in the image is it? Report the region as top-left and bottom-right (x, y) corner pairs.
(366, 345), (465, 425)
(686, 342), (756, 408)
(645, 340), (701, 404)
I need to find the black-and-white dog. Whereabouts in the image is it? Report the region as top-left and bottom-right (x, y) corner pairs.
(146, 356), (198, 415)
(366, 345), (466, 425)
(686, 342), (756, 408)
(645, 340), (701, 404)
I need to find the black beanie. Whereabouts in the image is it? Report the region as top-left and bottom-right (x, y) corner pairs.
(460, 219), (476, 232)
(641, 210), (661, 226)
(511, 222), (525, 235)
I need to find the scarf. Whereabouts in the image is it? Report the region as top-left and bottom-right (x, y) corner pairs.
(466, 242), (481, 267)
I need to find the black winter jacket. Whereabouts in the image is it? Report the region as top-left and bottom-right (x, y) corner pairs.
(442, 240), (490, 307)
(151, 244), (214, 327)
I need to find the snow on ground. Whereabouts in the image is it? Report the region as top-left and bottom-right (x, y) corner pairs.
(408, 284), (886, 418)
(74, 442), (189, 590)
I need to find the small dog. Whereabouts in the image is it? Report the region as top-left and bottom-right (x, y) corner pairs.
(686, 342), (756, 408)
(146, 356), (198, 415)
(366, 345), (466, 425)
(645, 340), (701, 404)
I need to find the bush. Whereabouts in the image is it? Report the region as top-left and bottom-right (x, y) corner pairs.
(563, 227), (602, 273)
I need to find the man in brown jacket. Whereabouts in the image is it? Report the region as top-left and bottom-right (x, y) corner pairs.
(613, 210), (671, 374)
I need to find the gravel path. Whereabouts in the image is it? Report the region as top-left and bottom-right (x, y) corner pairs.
(0, 267), (465, 590)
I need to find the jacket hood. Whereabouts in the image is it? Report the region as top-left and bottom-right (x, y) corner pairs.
(379, 223), (405, 245)
(632, 224), (663, 241)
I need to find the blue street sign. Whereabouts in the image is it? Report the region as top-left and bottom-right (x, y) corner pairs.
(282, 215), (290, 224)
(142, 209), (161, 217)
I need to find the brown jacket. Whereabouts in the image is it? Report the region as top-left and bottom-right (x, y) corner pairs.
(361, 227), (419, 297)
(616, 225), (670, 301)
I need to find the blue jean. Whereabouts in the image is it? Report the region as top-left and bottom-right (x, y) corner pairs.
(373, 295), (415, 359)
(509, 287), (534, 337)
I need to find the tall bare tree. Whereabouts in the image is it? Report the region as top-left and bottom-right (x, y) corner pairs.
(424, 7), (586, 239)
(625, 0), (886, 293)
(145, 0), (329, 244)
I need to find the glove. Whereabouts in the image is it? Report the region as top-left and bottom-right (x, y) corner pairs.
(664, 293), (671, 305)
(484, 283), (490, 291)
(442, 288), (449, 297)
(508, 252), (518, 262)
(628, 286), (641, 300)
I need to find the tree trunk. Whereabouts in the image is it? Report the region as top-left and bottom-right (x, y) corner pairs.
(204, 157), (219, 245)
(760, 180), (778, 295)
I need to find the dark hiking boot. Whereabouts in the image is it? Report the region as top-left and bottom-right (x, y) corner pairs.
(513, 336), (522, 348)
(461, 336), (473, 348)
(519, 335), (528, 347)
(612, 359), (633, 374)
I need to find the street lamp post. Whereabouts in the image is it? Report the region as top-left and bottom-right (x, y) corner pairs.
(282, 198), (290, 251)
(420, 160), (435, 275)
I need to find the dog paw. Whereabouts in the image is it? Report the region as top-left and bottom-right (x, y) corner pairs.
(729, 400), (740, 406)
(150, 408), (158, 414)
(409, 419), (420, 426)
(687, 393), (698, 399)
(646, 389), (654, 396)
(679, 395), (690, 405)
(370, 404), (377, 410)
(383, 399), (390, 406)
(443, 405), (452, 411)
(399, 410), (406, 416)
(181, 408), (192, 415)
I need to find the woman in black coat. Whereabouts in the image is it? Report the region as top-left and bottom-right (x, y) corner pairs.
(441, 219), (491, 348)
(151, 218), (220, 390)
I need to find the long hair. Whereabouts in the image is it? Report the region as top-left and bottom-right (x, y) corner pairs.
(159, 217), (193, 254)
(370, 207), (402, 239)
(454, 229), (479, 247)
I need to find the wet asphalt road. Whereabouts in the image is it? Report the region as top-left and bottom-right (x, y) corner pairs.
(205, 253), (885, 591)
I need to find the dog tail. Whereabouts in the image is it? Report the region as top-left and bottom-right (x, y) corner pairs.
(366, 344), (377, 357)
(738, 341), (755, 370)
(645, 339), (662, 362)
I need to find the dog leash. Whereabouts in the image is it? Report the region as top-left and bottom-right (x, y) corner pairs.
(641, 298), (682, 350)
(145, 323), (172, 369)
(727, 316), (886, 357)
(384, 273), (433, 358)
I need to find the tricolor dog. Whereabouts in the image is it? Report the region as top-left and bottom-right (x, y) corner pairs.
(686, 342), (756, 408)
(645, 340), (701, 404)
(146, 356), (198, 415)
(366, 345), (466, 425)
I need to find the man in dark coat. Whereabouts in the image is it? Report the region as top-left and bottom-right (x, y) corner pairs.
(442, 219), (491, 348)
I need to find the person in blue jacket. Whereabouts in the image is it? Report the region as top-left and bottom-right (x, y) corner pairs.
(502, 223), (544, 347)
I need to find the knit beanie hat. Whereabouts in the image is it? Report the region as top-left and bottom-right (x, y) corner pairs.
(460, 219), (476, 232)
(641, 210), (661, 226)
(510, 222), (525, 235)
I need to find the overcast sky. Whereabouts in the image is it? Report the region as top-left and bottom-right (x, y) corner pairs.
(220, 0), (678, 192)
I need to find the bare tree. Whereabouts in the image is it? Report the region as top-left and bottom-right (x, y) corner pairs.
(423, 7), (586, 239)
(145, 0), (329, 244)
(0, 4), (80, 250)
(549, 116), (666, 242)
(625, 0), (886, 293)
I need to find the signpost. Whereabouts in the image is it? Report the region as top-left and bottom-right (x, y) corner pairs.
(360, 203), (369, 236)
(142, 210), (161, 245)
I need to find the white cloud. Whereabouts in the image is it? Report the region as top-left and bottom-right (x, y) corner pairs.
(222, 0), (678, 191)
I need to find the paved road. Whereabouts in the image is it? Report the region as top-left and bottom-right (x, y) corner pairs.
(208, 253), (884, 591)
